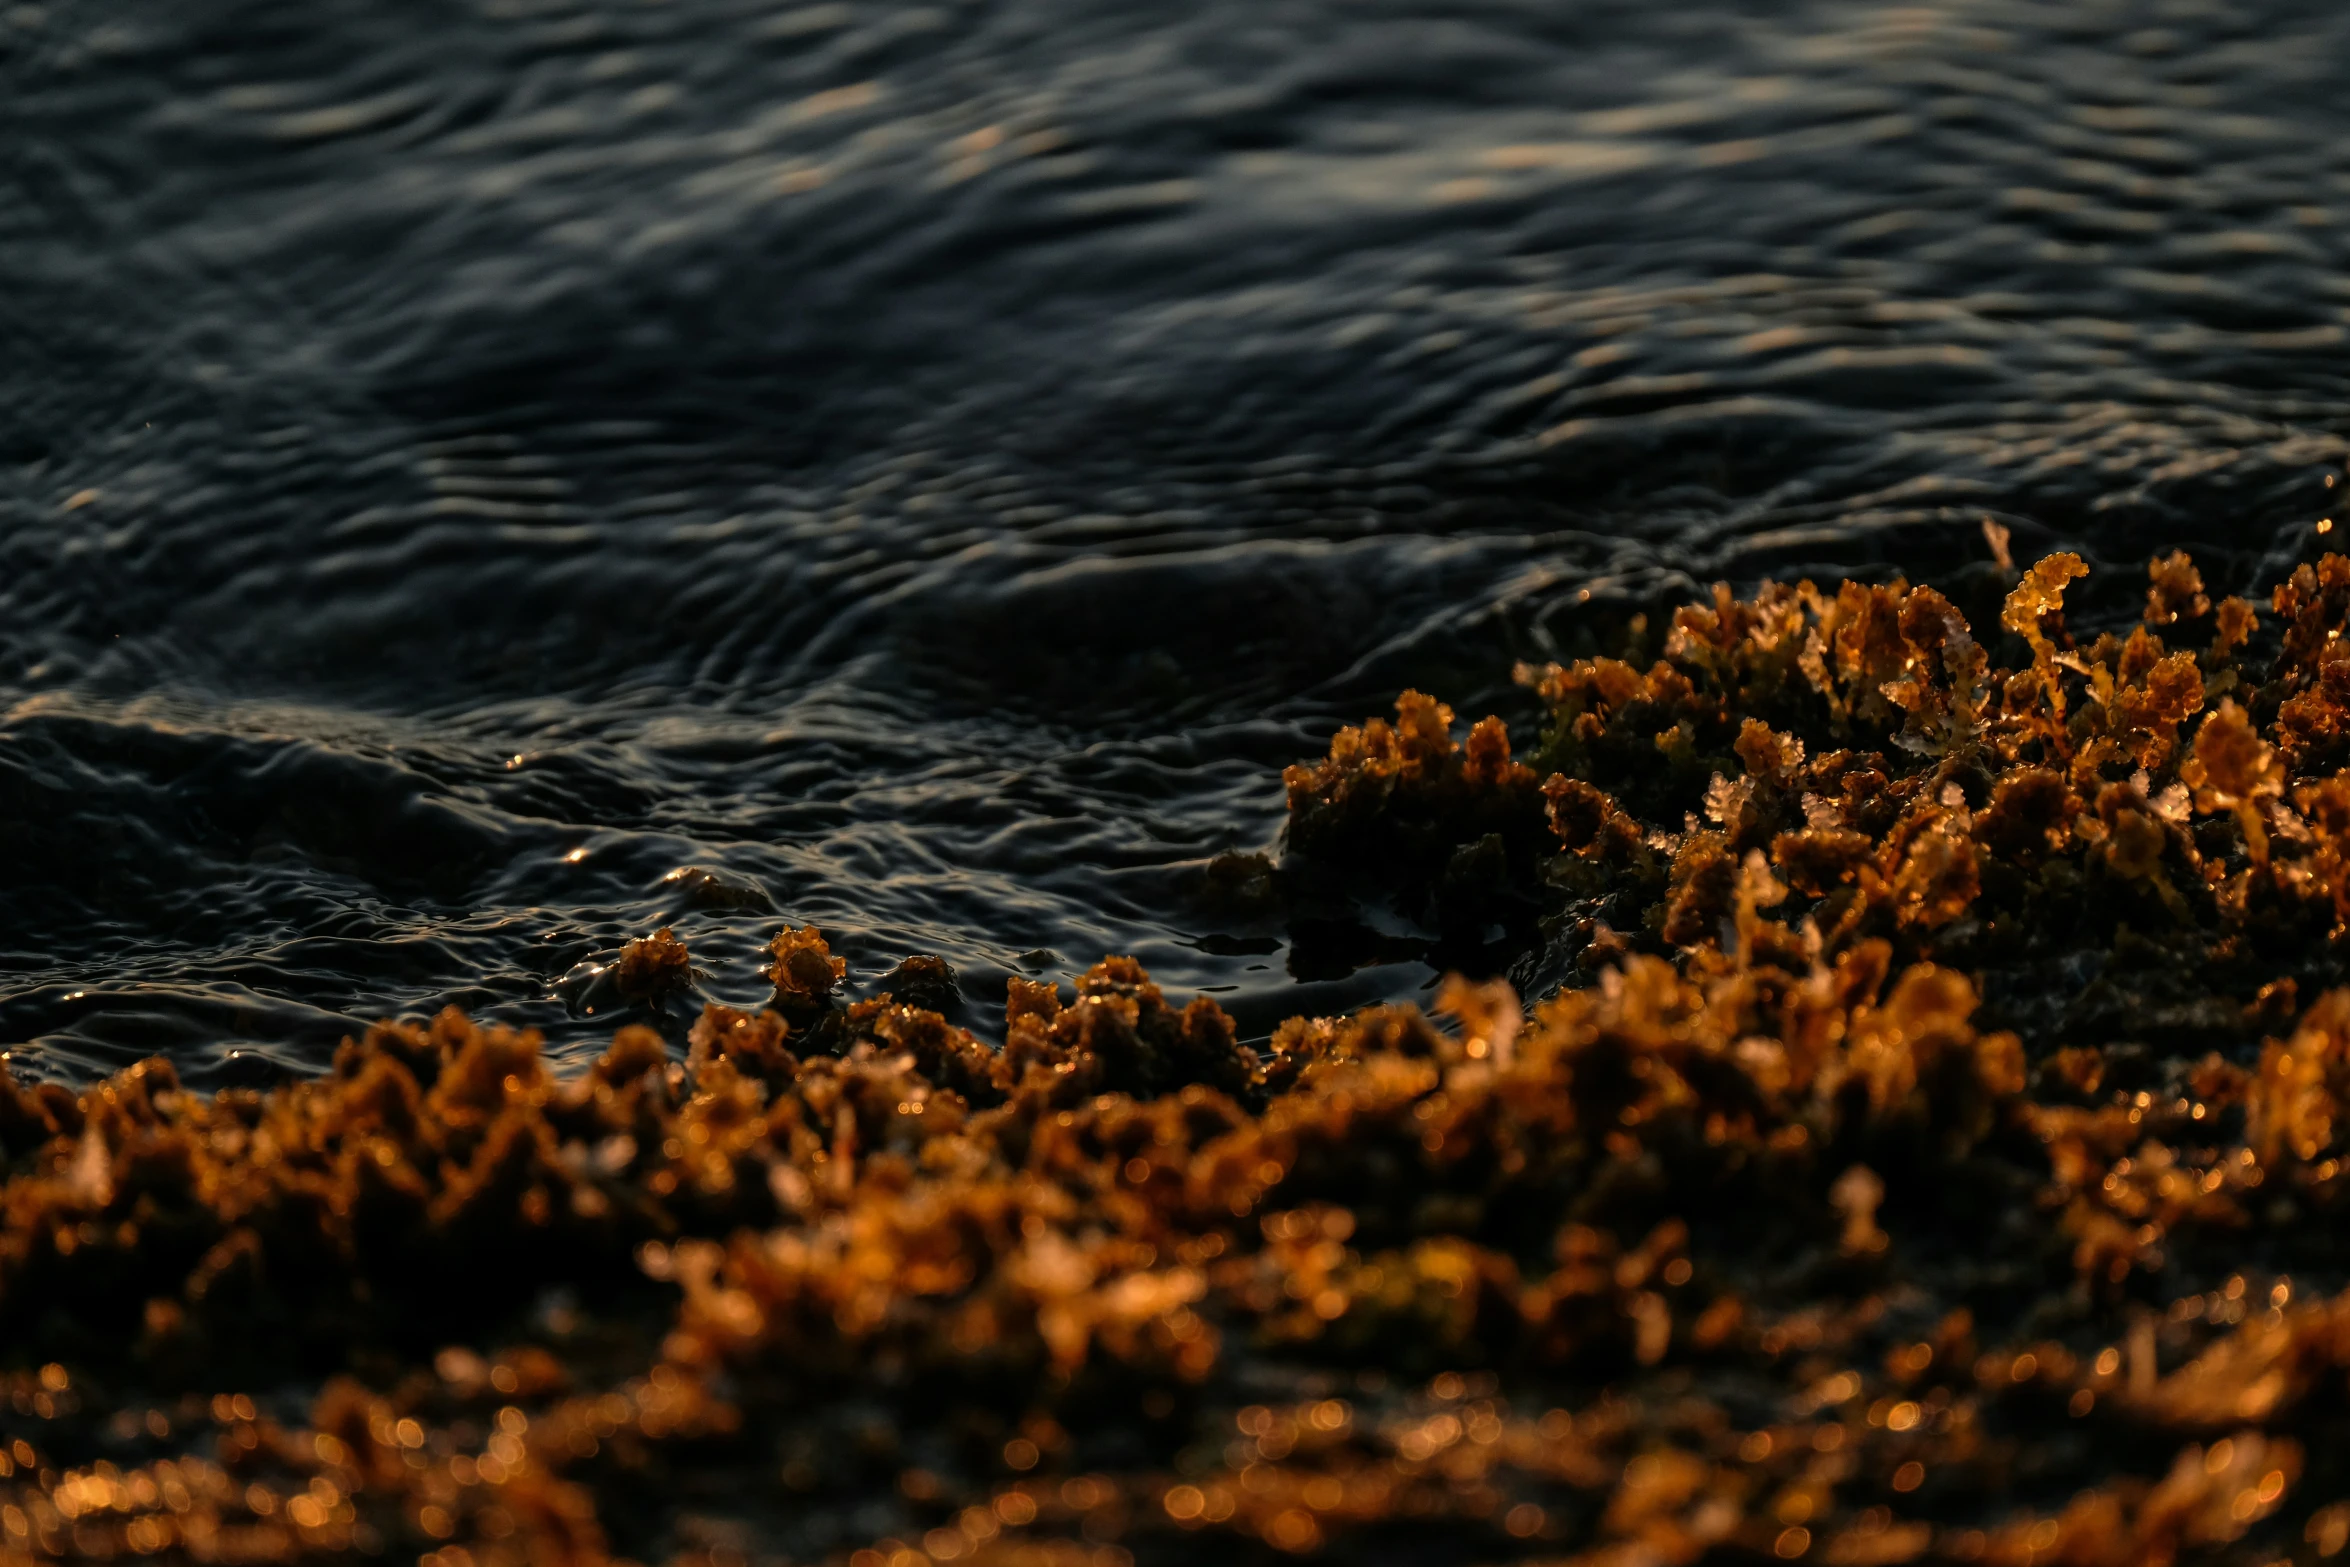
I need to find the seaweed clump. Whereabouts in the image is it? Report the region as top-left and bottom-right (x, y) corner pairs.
(0, 928), (2049, 1565)
(1282, 691), (1548, 938)
(1287, 549), (2345, 1045)
(17, 552), (2350, 1564)
(765, 925), (848, 1028)
(0, 906), (2334, 1566)
(610, 929), (694, 1006)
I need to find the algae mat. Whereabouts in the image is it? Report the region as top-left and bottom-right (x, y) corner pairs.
(0, 551), (2348, 1565)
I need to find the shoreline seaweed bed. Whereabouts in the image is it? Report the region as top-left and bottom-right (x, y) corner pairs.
(18, 552), (2350, 1564)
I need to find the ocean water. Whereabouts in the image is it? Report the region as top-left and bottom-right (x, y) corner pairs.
(2, 0), (2345, 1081)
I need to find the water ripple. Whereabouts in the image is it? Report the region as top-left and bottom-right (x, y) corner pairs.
(4, 0), (2349, 1073)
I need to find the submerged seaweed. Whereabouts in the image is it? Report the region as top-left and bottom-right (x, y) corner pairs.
(12, 552), (2350, 1564)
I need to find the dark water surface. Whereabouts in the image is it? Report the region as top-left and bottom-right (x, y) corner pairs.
(4, 0), (2347, 1080)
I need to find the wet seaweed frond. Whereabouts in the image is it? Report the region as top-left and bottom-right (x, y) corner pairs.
(764, 925), (848, 1029)
(610, 928), (695, 1007)
(1282, 691), (1549, 934)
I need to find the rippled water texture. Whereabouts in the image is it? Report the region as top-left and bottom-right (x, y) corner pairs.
(4, 0), (2347, 1079)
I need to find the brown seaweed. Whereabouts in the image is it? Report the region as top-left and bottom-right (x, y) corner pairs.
(14, 551), (2350, 1563)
